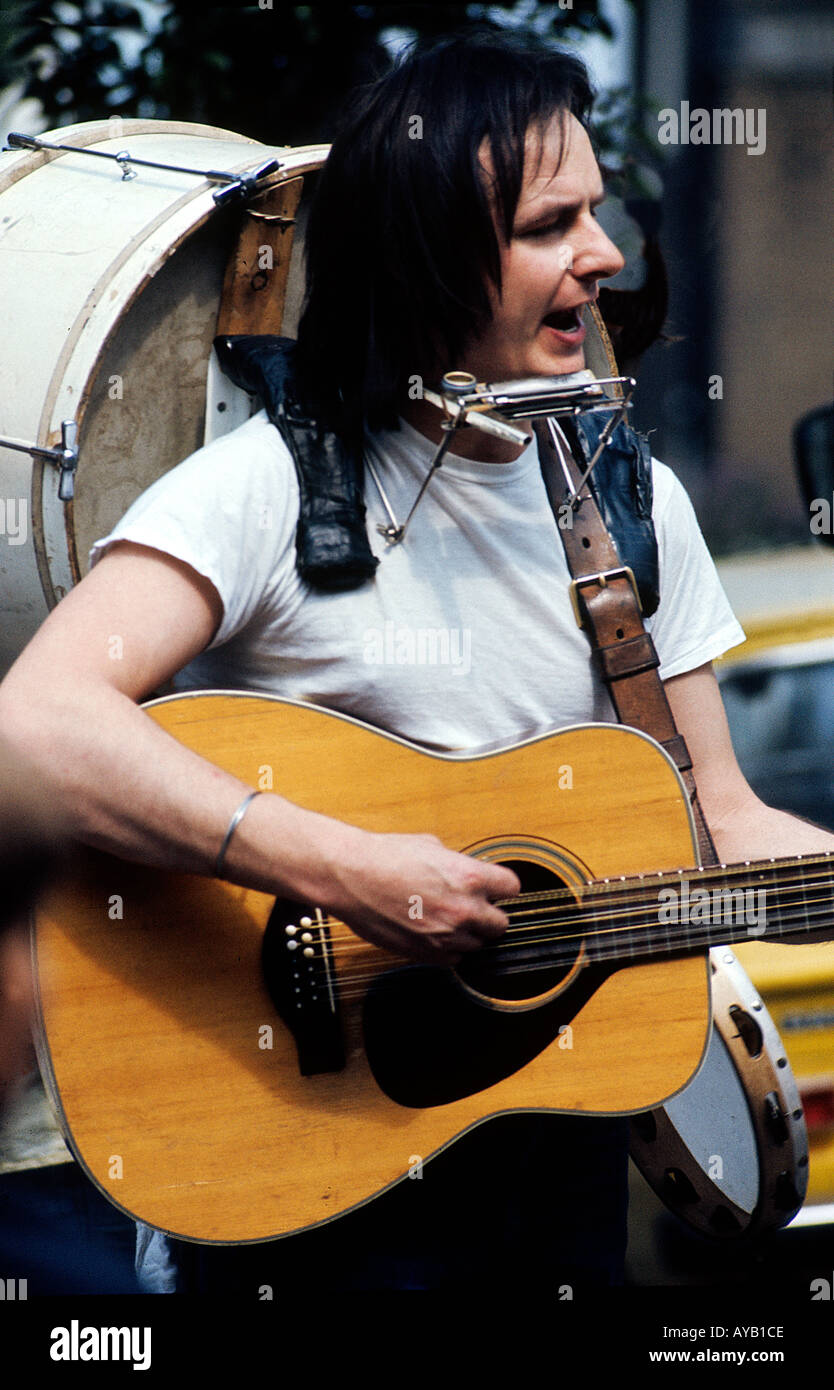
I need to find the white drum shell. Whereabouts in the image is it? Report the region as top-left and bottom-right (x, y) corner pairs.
(0, 120), (326, 674)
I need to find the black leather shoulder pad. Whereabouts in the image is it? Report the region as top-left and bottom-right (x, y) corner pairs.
(214, 334), (378, 591)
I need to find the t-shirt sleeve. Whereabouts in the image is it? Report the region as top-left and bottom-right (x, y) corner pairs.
(88, 412), (298, 649)
(645, 458), (746, 678)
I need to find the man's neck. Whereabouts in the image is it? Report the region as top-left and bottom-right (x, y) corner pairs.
(399, 396), (530, 465)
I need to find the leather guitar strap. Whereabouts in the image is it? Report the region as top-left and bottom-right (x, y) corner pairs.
(534, 418), (719, 868)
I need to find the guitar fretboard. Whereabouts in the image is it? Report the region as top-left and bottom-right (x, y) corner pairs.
(495, 852), (834, 971)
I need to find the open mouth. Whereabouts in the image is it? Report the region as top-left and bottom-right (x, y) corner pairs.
(543, 306), (584, 334)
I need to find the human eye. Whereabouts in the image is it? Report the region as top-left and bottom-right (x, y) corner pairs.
(516, 214), (570, 239)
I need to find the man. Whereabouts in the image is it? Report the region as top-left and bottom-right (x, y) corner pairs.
(0, 32), (831, 1291)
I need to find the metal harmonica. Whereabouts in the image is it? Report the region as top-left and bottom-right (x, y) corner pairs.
(422, 369), (636, 446)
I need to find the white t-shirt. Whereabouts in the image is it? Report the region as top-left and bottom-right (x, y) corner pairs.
(90, 410), (745, 748)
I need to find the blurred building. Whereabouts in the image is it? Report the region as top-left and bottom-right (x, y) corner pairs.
(633, 0), (833, 556)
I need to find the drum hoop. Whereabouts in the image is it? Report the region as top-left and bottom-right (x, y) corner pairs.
(630, 946), (809, 1238)
(711, 947), (808, 1231)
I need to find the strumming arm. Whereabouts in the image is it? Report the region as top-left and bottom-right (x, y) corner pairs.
(0, 543), (517, 962)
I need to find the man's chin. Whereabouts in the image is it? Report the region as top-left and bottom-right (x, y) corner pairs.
(543, 348), (586, 380)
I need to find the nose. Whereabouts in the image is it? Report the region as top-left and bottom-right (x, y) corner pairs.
(572, 216), (626, 284)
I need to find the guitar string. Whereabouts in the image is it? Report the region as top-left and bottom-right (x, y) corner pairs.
(295, 893), (834, 996)
(274, 858), (834, 989)
(318, 890), (834, 979)
(273, 853), (834, 944)
(314, 865), (834, 942)
(325, 907), (834, 1000)
(324, 874), (834, 945)
(312, 867), (834, 956)
(317, 869), (834, 953)
(310, 907), (834, 1002)
(318, 855), (834, 939)
(503, 857), (834, 905)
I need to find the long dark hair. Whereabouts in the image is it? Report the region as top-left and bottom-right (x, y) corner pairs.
(294, 30), (594, 440)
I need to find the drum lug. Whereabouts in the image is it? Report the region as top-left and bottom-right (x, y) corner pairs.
(55, 421), (79, 500)
(0, 420), (79, 500)
(211, 159), (284, 208)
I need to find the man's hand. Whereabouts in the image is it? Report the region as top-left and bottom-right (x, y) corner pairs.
(319, 826), (520, 964)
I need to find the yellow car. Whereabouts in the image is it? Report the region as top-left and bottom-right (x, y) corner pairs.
(718, 545), (834, 1214)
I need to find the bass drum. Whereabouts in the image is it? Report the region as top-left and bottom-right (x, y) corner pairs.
(0, 120), (327, 675)
(630, 946), (809, 1238)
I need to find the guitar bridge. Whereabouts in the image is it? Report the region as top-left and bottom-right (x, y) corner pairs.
(261, 900), (345, 1075)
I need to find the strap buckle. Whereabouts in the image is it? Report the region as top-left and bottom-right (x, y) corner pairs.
(568, 565), (643, 628)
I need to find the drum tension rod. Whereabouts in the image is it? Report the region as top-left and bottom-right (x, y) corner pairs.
(4, 133), (282, 206)
(0, 422), (79, 501)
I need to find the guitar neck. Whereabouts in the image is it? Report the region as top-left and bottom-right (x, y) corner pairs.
(578, 852), (834, 965)
(489, 852), (834, 979)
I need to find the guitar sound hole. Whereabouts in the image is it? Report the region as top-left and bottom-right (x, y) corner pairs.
(455, 859), (581, 1004)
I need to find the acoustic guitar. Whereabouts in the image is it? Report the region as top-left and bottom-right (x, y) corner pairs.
(33, 691), (834, 1242)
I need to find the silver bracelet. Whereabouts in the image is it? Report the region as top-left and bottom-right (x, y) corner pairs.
(214, 790), (261, 878)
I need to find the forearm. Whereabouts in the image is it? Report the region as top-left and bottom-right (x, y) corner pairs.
(0, 674), (349, 902)
(708, 791), (834, 866)
(0, 671), (516, 960)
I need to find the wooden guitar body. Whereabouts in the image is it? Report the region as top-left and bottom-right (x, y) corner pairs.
(34, 691), (708, 1242)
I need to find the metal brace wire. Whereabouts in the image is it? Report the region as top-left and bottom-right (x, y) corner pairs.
(548, 380), (636, 511)
(3, 132), (282, 204)
(368, 414), (466, 544)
